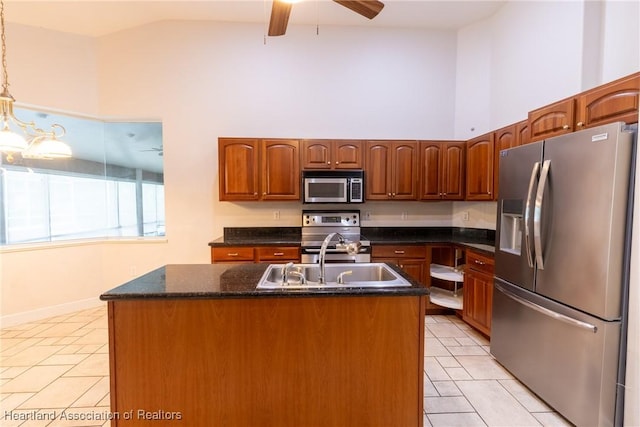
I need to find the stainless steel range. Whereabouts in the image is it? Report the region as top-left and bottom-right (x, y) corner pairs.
(301, 210), (371, 263)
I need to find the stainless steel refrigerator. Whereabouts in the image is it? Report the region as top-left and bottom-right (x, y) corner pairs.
(491, 122), (636, 427)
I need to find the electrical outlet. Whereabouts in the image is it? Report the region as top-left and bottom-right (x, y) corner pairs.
(365, 211), (371, 220)
(273, 211), (280, 220)
(401, 212), (408, 220)
(462, 211), (469, 221)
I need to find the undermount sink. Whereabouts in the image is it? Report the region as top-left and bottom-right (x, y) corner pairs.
(256, 263), (413, 289)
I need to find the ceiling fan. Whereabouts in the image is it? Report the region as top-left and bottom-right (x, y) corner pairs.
(268, 0), (385, 37)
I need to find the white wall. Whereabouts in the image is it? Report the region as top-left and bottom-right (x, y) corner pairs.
(96, 21), (460, 248)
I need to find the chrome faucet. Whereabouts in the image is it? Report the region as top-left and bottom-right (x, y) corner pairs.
(281, 262), (306, 285)
(318, 232), (360, 284)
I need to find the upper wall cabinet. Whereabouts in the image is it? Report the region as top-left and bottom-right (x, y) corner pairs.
(493, 123), (521, 200)
(419, 141), (465, 201)
(576, 72), (640, 130)
(466, 132), (495, 201)
(218, 138), (300, 201)
(302, 139), (363, 170)
(529, 72), (639, 142)
(365, 140), (418, 200)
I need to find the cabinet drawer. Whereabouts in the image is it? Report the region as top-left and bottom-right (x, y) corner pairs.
(466, 251), (494, 275)
(256, 246), (300, 261)
(212, 247), (255, 262)
(372, 245), (426, 258)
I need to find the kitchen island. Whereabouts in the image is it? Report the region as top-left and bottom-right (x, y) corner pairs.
(100, 263), (428, 427)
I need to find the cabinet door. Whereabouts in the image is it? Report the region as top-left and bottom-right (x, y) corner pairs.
(441, 143), (465, 200)
(515, 119), (530, 146)
(528, 98), (575, 142)
(334, 140), (363, 169)
(418, 141), (442, 200)
(466, 132), (494, 201)
(218, 138), (260, 201)
(463, 269), (493, 336)
(391, 141), (418, 200)
(493, 124), (518, 201)
(302, 139), (332, 169)
(397, 259), (425, 284)
(576, 72), (639, 129)
(365, 141), (392, 200)
(261, 139), (300, 200)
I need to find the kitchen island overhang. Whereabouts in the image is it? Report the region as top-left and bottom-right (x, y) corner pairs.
(100, 263), (428, 427)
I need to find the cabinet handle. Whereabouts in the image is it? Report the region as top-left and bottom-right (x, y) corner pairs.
(576, 121), (584, 127)
(335, 161), (339, 165)
(394, 250), (405, 254)
(327, 161), (331, 165)
(254, 192), (258, 196)
(562, 124), (570, 130)
(399, 264), (404, 268)
(392, 192), (396, 197)
(273, 252), (284, 256)
(388, 193), (392, 197)
(263, 192), (267, 195)
(227, 253), (239, 257)
(474, 259), (485, 265)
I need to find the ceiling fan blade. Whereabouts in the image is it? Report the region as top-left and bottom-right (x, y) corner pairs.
(268, 0), (293, 36)
(333, 0), (385, 20)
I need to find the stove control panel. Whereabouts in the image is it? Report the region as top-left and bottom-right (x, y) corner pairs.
(302, 211), (360, 227)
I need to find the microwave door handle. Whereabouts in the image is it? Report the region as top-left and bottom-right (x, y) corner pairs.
(524, 162), (540, 268)
(534, 160), (551, 270)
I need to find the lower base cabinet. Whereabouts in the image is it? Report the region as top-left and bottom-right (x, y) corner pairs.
(462, 250), (495, 336)
(211, 246), (300, 263)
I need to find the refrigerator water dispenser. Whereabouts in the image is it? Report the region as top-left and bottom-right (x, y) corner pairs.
(499, 200), (523, 255)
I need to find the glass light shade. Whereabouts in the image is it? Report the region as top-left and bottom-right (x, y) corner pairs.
(23, 137), (72, 159)
(0, 126), (28, 152)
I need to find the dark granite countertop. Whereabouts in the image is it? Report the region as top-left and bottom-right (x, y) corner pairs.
(209, 226), (495, 255)
(100, 263), (429, 301)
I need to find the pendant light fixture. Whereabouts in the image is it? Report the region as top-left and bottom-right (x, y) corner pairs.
(0, 0), (71, 158)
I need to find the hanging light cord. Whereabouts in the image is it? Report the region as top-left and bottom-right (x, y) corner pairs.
(1, 0), (10, 94)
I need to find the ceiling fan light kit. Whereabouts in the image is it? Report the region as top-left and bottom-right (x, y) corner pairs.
(268, 0), (384, 37)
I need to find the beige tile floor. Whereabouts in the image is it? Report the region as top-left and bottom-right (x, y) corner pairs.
(1, 306), (572, 426)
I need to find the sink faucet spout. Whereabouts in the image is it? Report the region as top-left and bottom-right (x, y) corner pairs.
(318, 232), (360, 284)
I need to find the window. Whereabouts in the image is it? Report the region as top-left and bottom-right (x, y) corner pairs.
(0, 108), (164, 245)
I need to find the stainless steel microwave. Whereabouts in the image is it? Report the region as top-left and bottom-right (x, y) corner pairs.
(302, 170), (364, 204)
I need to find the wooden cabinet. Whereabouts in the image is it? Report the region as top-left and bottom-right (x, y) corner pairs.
(465, 132), (495, 201)
(529, 72), (640, 142)
(419, 141), (465, 200)
(576, 72), (640, 130)
(218, 138), (300, 201)
(302, 139), (363, 169)
(528, 97), (576, 142)
(493, 124), (521, 200)
(463, 250), (495, 336)
(218, 138), (260, 201)
(516, 119), (530, 146)
(372, 245), (427, 285)
(211, 246), (300, 263)
(365, 141), (418, 200)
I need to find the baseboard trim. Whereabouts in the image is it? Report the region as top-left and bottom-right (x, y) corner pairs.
(0, 297), (103, 328)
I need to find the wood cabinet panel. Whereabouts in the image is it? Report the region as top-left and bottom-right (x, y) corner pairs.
(219, 138), (300, 201)
(262, 139), (300, 200)
(516, 119), (530, 146)
(302, 139), (363, 169)
(372, 245), (427, 259)
(256, 246), (300, 262)
(493, 124), (520, 200)
(211, 246), (255, 262)
(334, 140), (364, 169)
(301, 139), (332, 169)
(108, 297), (425, 426)
(463, 250), (495, 336)
(466, 132), (495, 201)
(419, 141), (465, 200)
(218, 138), (260, 201)
(365, 141), (418, 200)
(528, 98), (576, 142)
(576, 72), (639, 129)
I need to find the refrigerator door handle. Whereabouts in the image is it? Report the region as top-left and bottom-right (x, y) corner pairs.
(495, 282), (598, 333)
(524, 162), (540, 268)
(534, 160), (551, 270)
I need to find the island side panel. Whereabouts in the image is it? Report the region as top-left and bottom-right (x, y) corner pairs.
(107, 296), (425, 427)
